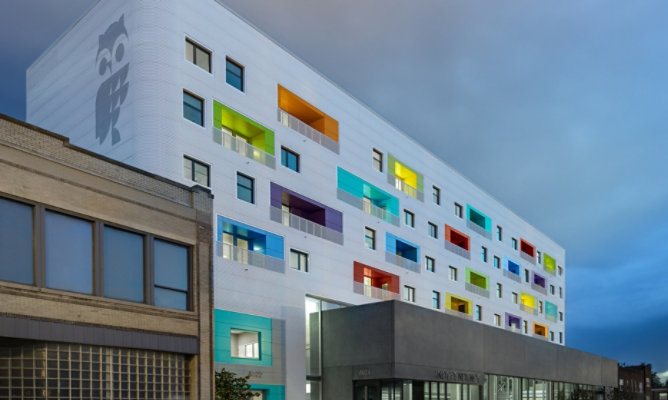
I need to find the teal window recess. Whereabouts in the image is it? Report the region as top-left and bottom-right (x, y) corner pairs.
(337, 167), (399, 215)
(217, 215), (284, 260)
(466, 204), (491, 232)
(385, 232), (419, 262)
(248, 384), (285, 400)
(214, 309), (273, 366)
(545, 301), (558, 317)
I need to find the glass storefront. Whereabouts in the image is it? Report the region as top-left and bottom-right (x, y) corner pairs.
(353, 376), (604, 400)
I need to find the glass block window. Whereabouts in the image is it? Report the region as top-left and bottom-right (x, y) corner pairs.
(0, 341), (189, 400)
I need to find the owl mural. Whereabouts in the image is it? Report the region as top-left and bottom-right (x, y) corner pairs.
(95, 14), (129, 146)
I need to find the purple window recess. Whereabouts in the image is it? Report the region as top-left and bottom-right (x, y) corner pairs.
(505, 313), (522, 329)
(270, 182), (343, 232)
(532, 272), (546, 288)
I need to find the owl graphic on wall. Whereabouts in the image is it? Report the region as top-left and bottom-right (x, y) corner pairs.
(95, 14), (129, 146)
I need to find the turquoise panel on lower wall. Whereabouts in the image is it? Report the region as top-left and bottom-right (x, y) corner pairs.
(214, 309), (273, 366)
(250, 384), (285, 400)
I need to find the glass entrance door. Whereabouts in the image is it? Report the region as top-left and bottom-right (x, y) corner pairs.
(355, 382), (379, 400)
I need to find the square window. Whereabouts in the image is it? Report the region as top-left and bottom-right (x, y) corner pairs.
(236, 173), (254, 204)
(185, 38), (211, 72)
(183, 156), (210, 186)
(493, 256), (500, 269)
(481, 246), (488, 262)
(432, 291), (440, 309)
(230, 329), (259, 359)
(428, 222), (438, 238)
(403, 285), (415, 302)
(496, 283), (502, 298)
(432, 186), (441, 205)
(454, 203), (463, 218)
(280, 147), (300, 172)
(226, 58), (244, 91)
(425, 256), (435, 272)
(372, 149), (383, 172)
(290, 249), (308, 272)
(183, 91), (203, 126)
(404, 210), (414, 228)
(364, 227), (376, 250)
(511, 237), (518, 250)
(494, 314), (501, 327)
(449, 266), (457, 281)
(475, 305), (482, 321)
(512, 292), (518, 304)
(496, 225), (502, 241)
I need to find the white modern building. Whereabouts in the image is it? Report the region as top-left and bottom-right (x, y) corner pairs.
(25, 1), (613, 399)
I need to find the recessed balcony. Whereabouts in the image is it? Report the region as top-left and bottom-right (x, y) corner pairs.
(216, 215), (285, 273)
(466, 205), (492, 240)
(353, 262), (401, 301)
(444, 225), (471, 259)
(520, 238), (536, 265)
(277, 85), (339, 154)
(385, 233), (421, 273)
(387, 154), (424, 201)
(337, 168), (399, 226)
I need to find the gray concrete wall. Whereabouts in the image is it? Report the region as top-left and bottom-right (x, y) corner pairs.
(322, 301), (617, 399)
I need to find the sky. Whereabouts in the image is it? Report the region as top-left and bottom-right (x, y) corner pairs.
(2, 0), (668, 374)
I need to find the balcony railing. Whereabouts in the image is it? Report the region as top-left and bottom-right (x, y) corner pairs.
(269, 206), (343, 245)
(520, 251), (536, 265)
(503, 269), (521, 283)
(532, 333), (548, 341)
(531, 283), (548, 295)
(385, 251), (421, 273)
(216, 242), (285, 273)
(466, 220), (492, 240)
(214, 127), (276, 169)
(336, 188), (399, 226)
(277, 109), (339, 154)
(444, 241), (471, 260)
(545, 314), (557, 323)
(465, 283), (490, 298)
(353, 281), (400, 301)
(520, 304), (537, 315)
(505, 325), (522, 334)
(387, 175), (424, 201)
(444, 308), (473, 320)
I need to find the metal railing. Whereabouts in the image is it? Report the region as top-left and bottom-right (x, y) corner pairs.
(336, 188), (399, 226)
(503, 269), (521, 283)
(505, 325), (522, 334)
(466, 220), (492, 240)
(444, 241), (471, 260)
(384, 251), (421, 273)
(353, 281), (400, 301)
(277, 109), (339, 154)
(531, 282), (548, 295)
(269, 206), (343, 245)
(465, 282), (490, 298)
(520, 251), (536, 265)
(444, 308), (473, 320)
(215, 242), (285, 273)
(387, 175), (424, 201)
(213, 127), (276, 169)
(532, 333), (548, 341)
(545, 314), (557, 323)
(520, 303), (537, 315)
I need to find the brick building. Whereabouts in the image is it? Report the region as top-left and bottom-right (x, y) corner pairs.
(0, 115), (214, 399)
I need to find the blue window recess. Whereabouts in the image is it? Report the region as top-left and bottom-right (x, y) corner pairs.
(386, 233), (419, 263)
(466, 204), (492, 232)
(217, 215), (284, 260)
(504, 256), (521, 275)
(214, 309), (272, 366)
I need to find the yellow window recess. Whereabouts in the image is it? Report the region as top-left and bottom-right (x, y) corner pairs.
(446, 293), (472, 314)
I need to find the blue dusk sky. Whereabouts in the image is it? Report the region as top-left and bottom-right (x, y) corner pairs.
(2, 1), (668, 375)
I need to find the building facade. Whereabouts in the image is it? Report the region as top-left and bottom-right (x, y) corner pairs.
(0, 115), (214, 399)
(25, 1), (612, 399)
(616, 365), (652, 400)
